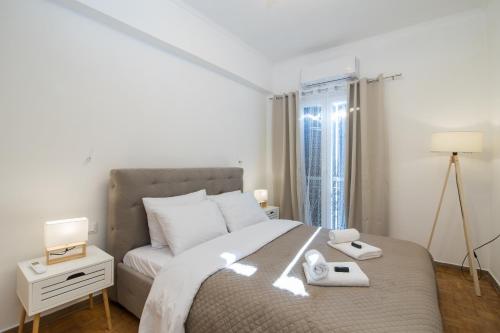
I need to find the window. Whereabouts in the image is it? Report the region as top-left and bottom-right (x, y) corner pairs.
(300, 84), (347, 229)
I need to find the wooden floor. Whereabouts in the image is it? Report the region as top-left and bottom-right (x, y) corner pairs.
(436, 265), (500, 332)
(9, 264), (499, 333)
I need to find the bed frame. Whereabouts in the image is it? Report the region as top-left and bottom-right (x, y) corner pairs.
(107, 168), (244, 317)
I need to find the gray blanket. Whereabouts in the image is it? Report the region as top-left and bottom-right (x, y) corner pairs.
(186, 225), (442, 332)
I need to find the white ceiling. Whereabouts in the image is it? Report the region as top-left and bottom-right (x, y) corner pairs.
(180, 0), (487, 61)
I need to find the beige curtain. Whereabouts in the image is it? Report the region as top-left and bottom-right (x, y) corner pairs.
(344, 76), (389, 235)
(271, 92), (302, 221)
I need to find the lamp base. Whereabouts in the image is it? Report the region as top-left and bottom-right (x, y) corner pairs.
(46, 242), (87, 265)
(259, 201), (268, 208)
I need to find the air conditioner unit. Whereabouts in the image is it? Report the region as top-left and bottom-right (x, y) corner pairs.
(300, 56), (359, 87)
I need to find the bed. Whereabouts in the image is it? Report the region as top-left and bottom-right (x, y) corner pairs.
(107, 168), (442, 332)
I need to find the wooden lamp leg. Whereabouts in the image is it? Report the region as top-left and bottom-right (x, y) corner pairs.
(454, 155), (481, 296)
(427, 156), (453, 250)
(102, 288), (112, 330)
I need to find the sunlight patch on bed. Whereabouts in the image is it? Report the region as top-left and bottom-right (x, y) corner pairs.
(220, 252), (237, 264)
(228, 263), (257, 276)
(272, 227), (322, 297)
(220, 252), (257, 277)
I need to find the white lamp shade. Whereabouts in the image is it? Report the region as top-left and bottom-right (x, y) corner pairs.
(44, 217), (89, 249)
(431, 131), (483, 153)
(253, 189), (268, 203)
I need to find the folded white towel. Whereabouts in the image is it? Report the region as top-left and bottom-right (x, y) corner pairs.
(327, 240), (382, 260)
(302, 262), (369, 287)
(328, 228), (360, 244)
(304, 249), (329, 281)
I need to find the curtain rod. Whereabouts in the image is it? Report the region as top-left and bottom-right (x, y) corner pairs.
(268, 73), (403, 100)
(367, 73), (402, 83)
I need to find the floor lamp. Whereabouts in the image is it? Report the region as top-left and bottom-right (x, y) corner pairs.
(427, 131), (483, 297)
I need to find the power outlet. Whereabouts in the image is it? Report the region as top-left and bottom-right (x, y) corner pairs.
(88, 220), (98, 234)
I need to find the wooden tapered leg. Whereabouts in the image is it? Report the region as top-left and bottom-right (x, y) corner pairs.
(18, 308), (26, 333)
(89, 294), (94, 309)
(32, 314), (40, 333)
(454, 155), (481, 296)
(102, 288), (112, 330)
(427, 156), (453, 250)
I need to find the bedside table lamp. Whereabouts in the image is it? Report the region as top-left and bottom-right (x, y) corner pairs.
(427, 131), (483, 296)
(44, 217), (89, 265)
(254, 189), (268, 207)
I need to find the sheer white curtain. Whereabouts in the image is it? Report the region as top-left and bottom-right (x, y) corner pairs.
(299, 82), (348, 229)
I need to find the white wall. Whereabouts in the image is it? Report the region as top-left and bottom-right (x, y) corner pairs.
(272, 10), (495, 270)
(487, 0), (500, 283)
(0, 0), (268, 330)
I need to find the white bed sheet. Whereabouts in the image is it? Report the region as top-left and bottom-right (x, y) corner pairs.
(123, 245), (174, 279)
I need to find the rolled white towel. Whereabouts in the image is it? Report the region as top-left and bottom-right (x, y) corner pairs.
(329, 228), (360, 244)
(304, 249), (329, 281)
(327, 240), (382, 260)
(302, 262), (369, 287)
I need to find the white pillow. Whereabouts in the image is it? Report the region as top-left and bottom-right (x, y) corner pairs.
(152, 200), (228, 255)
(211, 192), (269, 232)
(143, 189), (207, 248)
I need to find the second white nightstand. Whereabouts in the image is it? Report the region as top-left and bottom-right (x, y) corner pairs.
(263, 206), (280, 219)
(16, 245), (114, 333)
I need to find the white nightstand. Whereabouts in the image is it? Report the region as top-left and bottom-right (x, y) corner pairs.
(16, 245), (114, 333)
(263, 205), (280, 219)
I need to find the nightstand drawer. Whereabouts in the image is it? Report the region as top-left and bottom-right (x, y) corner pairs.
(32, 260), (112, 312)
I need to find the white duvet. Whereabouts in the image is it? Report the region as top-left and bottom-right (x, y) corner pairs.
(139, 219), (302, 333)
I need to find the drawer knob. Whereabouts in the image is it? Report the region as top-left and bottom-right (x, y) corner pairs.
(66, 272), (86, 280)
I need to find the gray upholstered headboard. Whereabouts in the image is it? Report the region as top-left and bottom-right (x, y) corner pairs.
(107, 168), (243, 268)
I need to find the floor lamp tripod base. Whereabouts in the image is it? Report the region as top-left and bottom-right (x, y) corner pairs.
(427, 152), (481, 297)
